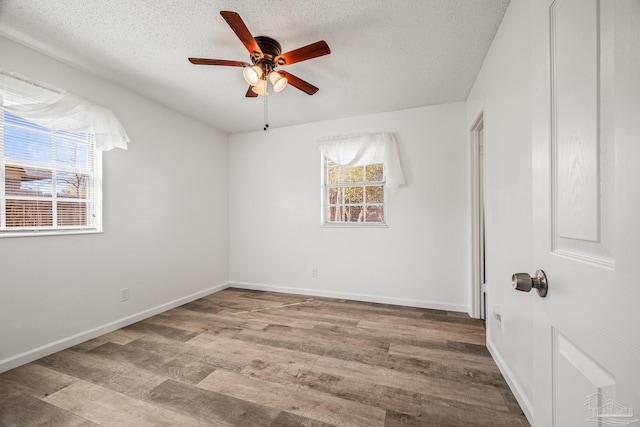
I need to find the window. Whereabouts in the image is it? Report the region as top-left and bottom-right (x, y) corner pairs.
(322, 157), (386, 225)
(0, 110), (101, 236)
(0, 69), (129, 237)
(317, 132), (404, 227)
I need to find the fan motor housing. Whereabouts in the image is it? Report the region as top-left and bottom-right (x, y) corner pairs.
(252, 36), (284, 68)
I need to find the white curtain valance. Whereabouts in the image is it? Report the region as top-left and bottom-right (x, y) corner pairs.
(316, 132), (405, 187)
(0, 69), (129, 151)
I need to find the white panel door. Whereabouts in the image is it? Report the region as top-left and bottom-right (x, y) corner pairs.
(531, 0), (640, 425)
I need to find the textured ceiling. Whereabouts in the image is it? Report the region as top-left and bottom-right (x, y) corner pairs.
(0, 0), (509, 134)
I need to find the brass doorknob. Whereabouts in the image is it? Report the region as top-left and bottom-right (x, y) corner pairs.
(512, 270), (548, 297)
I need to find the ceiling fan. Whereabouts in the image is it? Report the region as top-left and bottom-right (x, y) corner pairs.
(189, 11), (331, 98)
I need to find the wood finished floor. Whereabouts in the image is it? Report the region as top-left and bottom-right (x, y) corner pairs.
(0, 288), (529, 426)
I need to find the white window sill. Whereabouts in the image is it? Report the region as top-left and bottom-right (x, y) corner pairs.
(0, 228), (103, 238)
(321, 223), (388, 229)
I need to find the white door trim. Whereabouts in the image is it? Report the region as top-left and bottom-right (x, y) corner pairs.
(469, 111), (485, 319)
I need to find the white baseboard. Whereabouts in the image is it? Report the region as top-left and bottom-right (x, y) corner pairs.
(0, 282), (230, 374)
(229, 281), (468, 313)
(486, 338), (534, 424)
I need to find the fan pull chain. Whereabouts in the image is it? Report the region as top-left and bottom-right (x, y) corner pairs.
(263, 87), (269, 131)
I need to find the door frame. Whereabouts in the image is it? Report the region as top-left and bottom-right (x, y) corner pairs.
(470, 112), (486, 319)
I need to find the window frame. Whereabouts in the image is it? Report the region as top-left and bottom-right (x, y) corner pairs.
(0, 110), (103, 238)
(320, 154), (388, 228)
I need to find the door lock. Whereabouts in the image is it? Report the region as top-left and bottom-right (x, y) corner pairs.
(512, 270), (548, 297)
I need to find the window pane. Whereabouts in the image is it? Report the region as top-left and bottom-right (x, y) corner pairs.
(56, 138), (88, 169)
(366, 206), (385, 222)
(343, 166), (364, 183)
(328, 187), (341, 204)
(328, 165), (341, 185)
(4, 111), (49, 132)
(346, 205), (364, 222)
(5, 200), (53, 227)
(56, 129), (87, 139)
(4, 166), (53, 197)
(3, 126), (52, 163)
(57, 172), (89, 199)
(366, 186), (384, 203)
(328, 205), (344, 222)
(344, 186), (363, 204)
(328, 164), (364, 184)
(57, 202), (87, 226)
(366, 164), (384, 182)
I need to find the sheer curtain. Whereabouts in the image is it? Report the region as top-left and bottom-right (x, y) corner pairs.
(0, 69), (129, 151)
(316, 133), (405, 187)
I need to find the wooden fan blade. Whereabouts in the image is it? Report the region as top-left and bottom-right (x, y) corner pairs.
(245, 86), (258, 97)
(280, 71), (319, 95)
(275, 41), (330, 66)
(189, 58), (249, 67)
(220, 11), (262, 55)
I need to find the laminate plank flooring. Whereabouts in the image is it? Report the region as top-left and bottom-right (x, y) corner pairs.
(0, 288), (529, 426)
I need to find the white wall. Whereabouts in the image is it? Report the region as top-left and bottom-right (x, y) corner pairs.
(0, 36), (229, 372)
(229, 103), (469, 311)
(466, 0), (534, 420)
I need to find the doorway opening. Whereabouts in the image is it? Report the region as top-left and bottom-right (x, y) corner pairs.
(471, 113), (486, 320)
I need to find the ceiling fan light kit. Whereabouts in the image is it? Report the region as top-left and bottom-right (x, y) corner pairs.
(252, 79), (268, 96)
(269, 72), (287, 92)
(242, 66), (287, 95)
(242, 65), (263, 86)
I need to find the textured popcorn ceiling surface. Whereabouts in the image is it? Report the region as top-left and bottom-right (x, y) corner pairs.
(0, 1), (510, 134)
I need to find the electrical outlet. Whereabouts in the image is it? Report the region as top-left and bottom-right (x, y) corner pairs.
(120, 287), (130, 302)
(311, 268), (318, 277)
